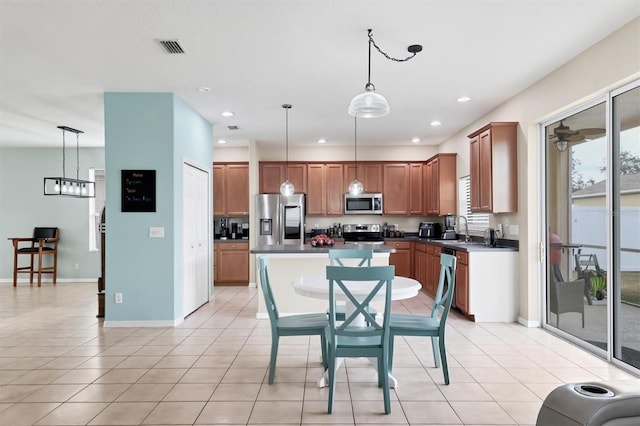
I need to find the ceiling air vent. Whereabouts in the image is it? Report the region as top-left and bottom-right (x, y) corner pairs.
(228, 125), (239, 130)
(156, 39), (186, 54)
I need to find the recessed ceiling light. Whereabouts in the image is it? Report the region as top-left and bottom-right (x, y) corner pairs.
(412, 137), (421, 143)
(221, 111), (234, 117)
(217, 139), (227, 144)
(317, 139), (326, 144)
(457, 96), (471, 103)
(198, 86), (211, 93)
(430, 120), (442, 127)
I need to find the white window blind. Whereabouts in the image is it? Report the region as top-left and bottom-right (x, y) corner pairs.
(89, 169), (106, 251)
(458, 176), (489, 232)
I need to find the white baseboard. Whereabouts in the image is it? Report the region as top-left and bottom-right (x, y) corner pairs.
(248, 281), (257, 288)
(518, 316), (540, 328)
(103, 318), (184, 328)
(0, 278), (98, 284)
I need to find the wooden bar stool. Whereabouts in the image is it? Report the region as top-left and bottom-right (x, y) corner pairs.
(9, 227), (60, 287)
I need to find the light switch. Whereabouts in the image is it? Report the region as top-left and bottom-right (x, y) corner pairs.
(509, 225), (519, 235)
(149, 227), (165, 238)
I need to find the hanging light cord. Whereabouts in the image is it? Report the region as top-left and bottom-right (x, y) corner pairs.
(75, 132), (80, 180)
(354, 115), (358, 180)
(285, 105), (289, 181)
(61, 128), (66, 178)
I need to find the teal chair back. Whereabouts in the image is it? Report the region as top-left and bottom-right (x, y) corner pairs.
(432, 253), (457, 322)
(328, 248), (373, 267)
(325, 264), (395, 414)
(259, 257), (279, 324)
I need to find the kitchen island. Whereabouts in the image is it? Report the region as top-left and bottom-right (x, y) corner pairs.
(251, 244), (395, 318)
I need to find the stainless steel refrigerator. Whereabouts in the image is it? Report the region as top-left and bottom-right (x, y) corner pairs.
(256, 193), (306, 245)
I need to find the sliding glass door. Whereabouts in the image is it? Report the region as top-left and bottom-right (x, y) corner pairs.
(543, 80), (640, 372)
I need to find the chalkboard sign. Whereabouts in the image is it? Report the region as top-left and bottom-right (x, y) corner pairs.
(121, 170), (156, 212)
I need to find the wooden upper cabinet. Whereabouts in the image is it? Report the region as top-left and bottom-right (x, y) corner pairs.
(467, 122), (518, 213)
(409, 163), (424, 215)
(213, 165), (226, 216)
(383, 163), (410, 215)
(259, 162), (307, 194)
(213, 163), (249, 216)
(306, 164), (326, 215)
(225, 164), (249, 216)
(344, 163), (383, 194)
(425, 154), (457, 215)
(306, 163), (344, 216)
(325, 163), (344, 215)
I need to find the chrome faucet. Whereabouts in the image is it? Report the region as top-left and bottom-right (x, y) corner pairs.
(457, 215), (470, 242)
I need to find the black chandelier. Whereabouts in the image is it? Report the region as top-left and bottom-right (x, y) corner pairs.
(43, 126), (95, 198)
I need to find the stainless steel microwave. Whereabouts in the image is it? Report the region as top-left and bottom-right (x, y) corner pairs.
(344, 193), (383, 215)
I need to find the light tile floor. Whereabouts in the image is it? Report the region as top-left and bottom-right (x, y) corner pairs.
(1, 282), (638, 425)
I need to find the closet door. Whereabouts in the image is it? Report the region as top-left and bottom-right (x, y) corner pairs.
(183, 163), (210, 317)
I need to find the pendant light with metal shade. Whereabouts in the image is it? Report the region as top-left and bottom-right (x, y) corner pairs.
(280, 104), (295, 197)
(348, 115), (364, 195)
(348, 29), (422, 118)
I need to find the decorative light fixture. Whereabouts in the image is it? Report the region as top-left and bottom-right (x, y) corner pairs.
(348, 115), (364, 195)
(348, 29), (422, 118)
(43, 126), (95, 198)
(280, 104), (295, 197)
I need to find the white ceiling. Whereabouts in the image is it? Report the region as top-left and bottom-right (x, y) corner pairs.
(1, 0), (639, 149)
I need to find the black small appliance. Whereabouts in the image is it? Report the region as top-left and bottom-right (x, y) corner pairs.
(418, 222), (441, 239)
(219, 218), (228, 240)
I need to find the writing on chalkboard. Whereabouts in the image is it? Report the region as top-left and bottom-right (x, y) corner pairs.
(121, 170), (156, 212)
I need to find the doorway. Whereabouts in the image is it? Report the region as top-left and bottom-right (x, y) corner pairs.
(543, 80), (640, 372)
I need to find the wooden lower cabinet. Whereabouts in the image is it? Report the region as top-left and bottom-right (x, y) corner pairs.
(414, 242), (427, 292)
(386, 241), (412, 278)
(215, 242), (249, 285)
(455, 251), (470, 316)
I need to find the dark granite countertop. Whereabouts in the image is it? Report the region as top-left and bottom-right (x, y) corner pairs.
(250, 244), (396, 254)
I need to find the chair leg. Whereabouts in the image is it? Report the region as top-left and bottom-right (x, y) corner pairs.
(431, 336), (441, 368)
(381, 352), (390, 414)
(12, 247), (18, 287)
(327, 348), (335, 414)
(268, 335), (279, 384)
(439, 334), (450, 385)
(53, 251), (58, 285)
(320, 332), (328, 369)
(29, 253), (35, 284)
(388, 334), (395, 373)
(37, 252), (43, 287)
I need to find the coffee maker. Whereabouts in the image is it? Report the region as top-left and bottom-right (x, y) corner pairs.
(441, 214), (457, 240)
(219, 218), (228, 240)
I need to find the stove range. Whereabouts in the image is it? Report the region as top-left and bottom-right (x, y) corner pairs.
(342, 223), (384, 243)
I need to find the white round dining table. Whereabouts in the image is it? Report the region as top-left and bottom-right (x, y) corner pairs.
(291, 274), (421, 388)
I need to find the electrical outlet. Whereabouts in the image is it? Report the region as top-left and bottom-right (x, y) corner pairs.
(509, 224), (519, 235)
(115, 293), (123, 304)
(74, 263), (79, 270)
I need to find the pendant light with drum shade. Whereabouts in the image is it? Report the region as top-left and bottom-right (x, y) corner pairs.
(348, 115), (364, 195)
(280, 104), (295, 197)
(348, 29), (422, 118)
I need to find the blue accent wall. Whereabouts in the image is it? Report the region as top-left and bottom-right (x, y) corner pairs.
(104, 93), (212, 323)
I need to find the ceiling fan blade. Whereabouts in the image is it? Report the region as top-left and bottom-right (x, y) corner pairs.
(567, 134), (585, 142)
(577, 127), (605, 136)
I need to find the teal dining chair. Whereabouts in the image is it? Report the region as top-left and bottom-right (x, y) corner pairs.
(328, 248), (377, 322)
(326, 264), (395, 414)
(259, 257), (329, 384)
(388, 253), (456, 385)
